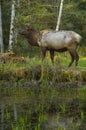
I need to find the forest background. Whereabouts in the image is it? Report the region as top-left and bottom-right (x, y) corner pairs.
(1, 0), (86, 57)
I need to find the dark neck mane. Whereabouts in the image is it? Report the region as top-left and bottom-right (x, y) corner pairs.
(26, 28), (40, 46)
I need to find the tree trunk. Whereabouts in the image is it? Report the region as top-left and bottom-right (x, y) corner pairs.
(1, 102), (4, 130)
(13, 103), (18, 123)
(9, 0), (15, 51)
(0, 2), (4, 53)
(17, 0), (20, 6)
(56, 0), (64, 31)
(28, 0), (30, 6)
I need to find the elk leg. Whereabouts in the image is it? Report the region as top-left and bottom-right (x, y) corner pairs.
(74, 51), (79, 66)
(50, 50), (54, 63)
(42, 48), (46, 61)
(68, 51), (74, 67)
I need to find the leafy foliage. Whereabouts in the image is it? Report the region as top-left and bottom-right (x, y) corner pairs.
(1, 0), (86, 53)
(2, 0), (11, 50)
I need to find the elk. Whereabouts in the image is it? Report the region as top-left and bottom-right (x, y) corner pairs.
(20, 26), (82, 67)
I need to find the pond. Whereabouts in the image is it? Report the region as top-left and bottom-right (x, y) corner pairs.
(0, 81), (86, 130)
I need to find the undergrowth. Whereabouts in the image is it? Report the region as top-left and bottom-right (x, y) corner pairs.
(0, 54), (86, 84)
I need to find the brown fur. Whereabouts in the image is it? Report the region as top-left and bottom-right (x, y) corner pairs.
(20, 26), (40, 46)
(40, 29), (53, 35)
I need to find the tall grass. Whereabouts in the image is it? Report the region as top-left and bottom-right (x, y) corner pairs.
(0, 53), (86, 83)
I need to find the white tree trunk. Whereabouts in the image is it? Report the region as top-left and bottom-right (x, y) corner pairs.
(0, 2), (4, 53)
(56, 0), (64, 31)
(17, 0), (20, 6)
(28, 0), (30, 6)
(13, 103), (18, 123)
(14, 0), (20, 43)
(9, 0), (15, 51)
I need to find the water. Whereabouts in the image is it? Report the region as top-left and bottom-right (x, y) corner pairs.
(0, 82), (86, 130)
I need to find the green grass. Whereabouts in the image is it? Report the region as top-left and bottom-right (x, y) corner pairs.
(79, 57), (86, 68)
(0, 53), (86, 82)
(78, 84), (86, 99)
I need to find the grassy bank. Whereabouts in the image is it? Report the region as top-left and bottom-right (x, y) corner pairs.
(0, 52), (86, 84)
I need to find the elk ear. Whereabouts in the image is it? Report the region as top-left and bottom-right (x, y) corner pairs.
(28, 25), (31, 29)
(25, 25), (28, 28)
(28, 25), (33, 29)
(24, 23), (31, 29)
(27, 26), (35, 32)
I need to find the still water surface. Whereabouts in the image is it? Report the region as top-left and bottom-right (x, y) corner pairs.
(0, 82), (86, 130)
